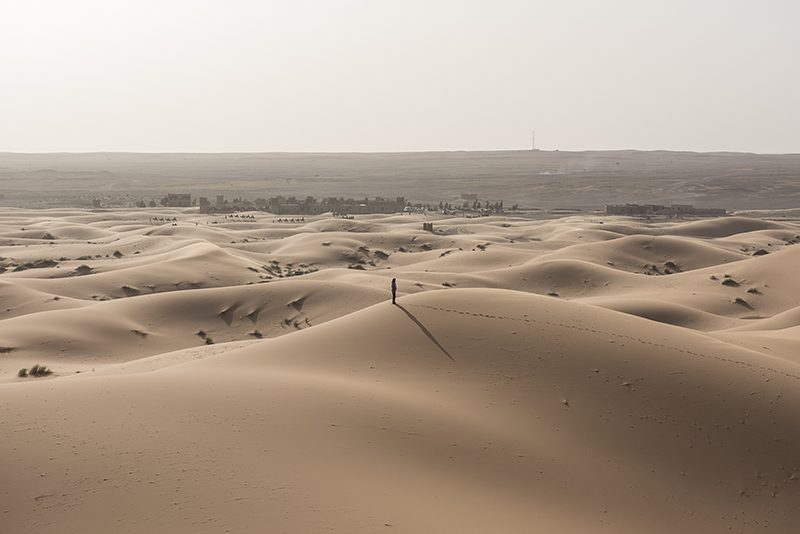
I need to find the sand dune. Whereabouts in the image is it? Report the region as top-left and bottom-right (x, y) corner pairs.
(3, 207), (800, 533)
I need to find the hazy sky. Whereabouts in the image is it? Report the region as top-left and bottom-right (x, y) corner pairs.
(2, 1), (799, 154)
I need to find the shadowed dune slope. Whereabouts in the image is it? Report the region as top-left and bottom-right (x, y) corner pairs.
(537, 234), (746, 273)
(661, 216), (788, 238)
(582, 297), (737, 331)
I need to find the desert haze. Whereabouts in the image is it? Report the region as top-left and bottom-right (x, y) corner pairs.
(3, 151), (800, 533)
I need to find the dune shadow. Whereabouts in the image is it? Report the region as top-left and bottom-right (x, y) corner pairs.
(395, 304), (454, 362)
(289, 297), (305, 311)
(220, 304), (238, 326)
(122, 285), (141, 297)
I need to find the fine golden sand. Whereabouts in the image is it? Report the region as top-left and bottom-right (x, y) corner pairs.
(3, 208), (800, 533)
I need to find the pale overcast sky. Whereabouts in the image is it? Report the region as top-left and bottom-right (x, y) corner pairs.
(2, 0), (799, 154)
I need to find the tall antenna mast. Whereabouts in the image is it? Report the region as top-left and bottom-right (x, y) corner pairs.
(532, 131), (535, 150)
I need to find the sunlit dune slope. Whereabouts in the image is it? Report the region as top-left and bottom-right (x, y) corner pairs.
(0, 279), (387, 376)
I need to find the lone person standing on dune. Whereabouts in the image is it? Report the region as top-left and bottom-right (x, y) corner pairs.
(391, 278), (397, 304)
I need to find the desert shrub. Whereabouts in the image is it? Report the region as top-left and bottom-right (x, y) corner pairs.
(734, 297), (747, 305)
(347, 264), (366, 270)
(26, 259), (57, 269)
(709, 275), (718, 280)
(747, 287), (759, 294)
(721, 278), (737, 286)
(442, 282), (452, 287)
(753, 249), (768, 256)
(77, 255), (91, 260)
(205, 337), (214, 345)
(664, 261), (678, 270)
(547, 292), (559, 297)
(18, 368), (28, 377)
(113, 250), (123, 258)
(196, 330), (207, 338)
(664, 268), (672, 275)
(250, 330), (263, 338)
(28, 364), (52, 377)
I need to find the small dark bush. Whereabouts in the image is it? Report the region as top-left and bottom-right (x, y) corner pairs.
(28, 364), (52, 377)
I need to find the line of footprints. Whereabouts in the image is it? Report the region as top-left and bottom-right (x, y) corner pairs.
(407, 303), (800, 382)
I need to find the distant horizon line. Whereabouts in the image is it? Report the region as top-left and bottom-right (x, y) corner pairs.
(2, 148), (799, 156)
